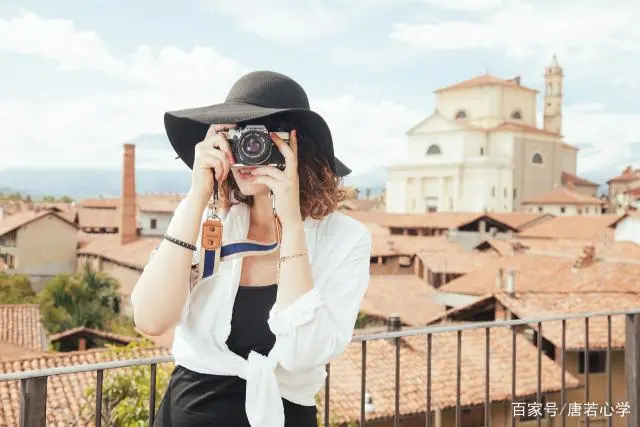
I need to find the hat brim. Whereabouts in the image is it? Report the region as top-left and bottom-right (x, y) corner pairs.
(164, 101), (351, 177)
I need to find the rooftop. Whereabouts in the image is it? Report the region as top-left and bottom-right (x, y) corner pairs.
(518, 214), (625, 240)
(320, 327), (579, 424)
(561, 172), (599, 188)
(0, 346), (170, 426)
(438, 252), (640, 295)
(434, 74), (538, 94)
(361, 275), (444, 326)
(521, 187), (605, 206)
(0, 305), (46, 353)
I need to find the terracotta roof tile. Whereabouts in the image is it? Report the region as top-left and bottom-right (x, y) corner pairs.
(319, 328), (579, 424)
(77, 207), (119, 229)
(517, 238), (640, 261)
(48, 327), (141, 345)
(0, 346), (170, 426)
(79, 194), (183, 213)
(495, 292), (640, 350)
(371, 235), (467, 257)
(434, 74), (538, 94)
(518, 214), (625, 240)
(344, 210), (485, 230)
(416, 250), (500, 274)
(485, 212), (553, 230)
(77, 235), (160, 274)
(438, 252), (640, 295)
(561, 172), (599, 187)
(0, 305), (46, 352)
(522, 187), (605, 206)
(0, 210), (77, 238)
(607, 166), (640, 184)
(361, 275), (445, 326)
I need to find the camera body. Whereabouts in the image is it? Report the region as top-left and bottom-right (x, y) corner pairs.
(222, 125), (289, 168)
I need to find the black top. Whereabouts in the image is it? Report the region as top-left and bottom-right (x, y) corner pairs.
(155, 285), (317, 427)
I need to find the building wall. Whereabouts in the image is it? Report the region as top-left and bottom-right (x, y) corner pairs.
(523, 203), (603, 216)
(561, 146), (578, 176)
(609, 180), (640, 205)
(9, 214), (77, 290)
(501, 87), (537, 127)
(542, 350), (628, 427)
(139, 211), (173, 236)
(518, 137), (562, 204)
(615, 216), (640, 245)
(573, 184), (598, 198)
(369, 257), (415, 275)
(435, 86), (537, 129)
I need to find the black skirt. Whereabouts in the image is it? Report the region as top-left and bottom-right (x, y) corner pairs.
(153, 285), (318, 426)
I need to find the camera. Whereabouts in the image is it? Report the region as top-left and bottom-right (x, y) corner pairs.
(222, 125), (289, 168)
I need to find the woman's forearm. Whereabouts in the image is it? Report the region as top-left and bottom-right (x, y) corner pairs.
(131, 191), (208, 335)
(274, 220), (314, 310)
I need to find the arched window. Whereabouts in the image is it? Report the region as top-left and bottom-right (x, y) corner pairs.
(532, 153), (543, 164)
(455, 110), (467, 120)
(511, 110), (522, 120)
(426, 144), (442, 155)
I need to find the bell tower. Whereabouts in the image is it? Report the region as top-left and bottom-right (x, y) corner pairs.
(543, 54), (563, 135)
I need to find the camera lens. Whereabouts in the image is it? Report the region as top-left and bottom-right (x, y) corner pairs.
(237, 131), (271, 165)
(242, 136), (263, 154)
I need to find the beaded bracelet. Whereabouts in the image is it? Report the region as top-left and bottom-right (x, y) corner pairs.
(162, 234), (197, 251)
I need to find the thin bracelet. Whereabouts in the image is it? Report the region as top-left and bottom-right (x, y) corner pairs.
(276, 251), (308, 279)
(162, 234), (197, 251)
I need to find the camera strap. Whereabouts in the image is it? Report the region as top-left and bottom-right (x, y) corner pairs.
(197, 181), (281, 280)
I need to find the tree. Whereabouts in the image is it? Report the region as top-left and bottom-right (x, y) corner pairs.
(82, 341), (173, 427)
(0, 273), (36, 303)
(38, 263), (121, 334)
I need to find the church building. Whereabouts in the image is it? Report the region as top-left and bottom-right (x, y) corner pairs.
(386, 55), (582, 213)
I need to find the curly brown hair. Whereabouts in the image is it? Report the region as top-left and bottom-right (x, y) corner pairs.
(219, 116), (346, 219)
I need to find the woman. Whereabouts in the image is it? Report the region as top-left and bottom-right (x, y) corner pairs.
(131, 71), (372, 427)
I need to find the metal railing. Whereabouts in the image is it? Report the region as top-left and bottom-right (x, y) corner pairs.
(2, 309), (640, 427)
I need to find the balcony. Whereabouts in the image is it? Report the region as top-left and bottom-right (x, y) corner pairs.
(1, 309), (640, 427)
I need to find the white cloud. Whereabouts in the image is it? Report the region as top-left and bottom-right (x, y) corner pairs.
(563, 103), (640, 176)
(201, 0), (342, 43)
(0, 10), (422, 176)
(200, 0), (398, 43)
(390, 0), (640, 59)
(0, 10), (124, 74)
(417, 0), (504, 11)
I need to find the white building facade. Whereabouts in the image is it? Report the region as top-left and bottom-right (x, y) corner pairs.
(386, 56), (579, 214)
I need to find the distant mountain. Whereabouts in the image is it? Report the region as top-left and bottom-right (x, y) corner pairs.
(0, 166), (388, 200)
(0, 168), (191, 199)
(343, 166), (387, 197)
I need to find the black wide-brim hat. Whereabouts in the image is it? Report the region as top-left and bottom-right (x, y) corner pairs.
(164, 71), (351, 177)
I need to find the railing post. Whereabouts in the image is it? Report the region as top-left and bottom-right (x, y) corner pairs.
(20, 377), (47, 427)
(625, 313), (640, 427)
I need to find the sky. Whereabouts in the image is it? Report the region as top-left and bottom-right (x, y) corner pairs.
(1, 0), (639, 181)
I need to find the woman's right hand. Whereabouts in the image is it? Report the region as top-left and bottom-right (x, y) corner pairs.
(189, 124), (236, 204)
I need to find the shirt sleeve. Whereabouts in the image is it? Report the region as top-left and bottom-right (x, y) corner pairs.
(267, 228), (372, 372)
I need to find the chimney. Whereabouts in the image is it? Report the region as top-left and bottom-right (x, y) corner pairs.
(505, 269), (515, 295)
(388, 313), (402, 332)
(120, 144), (137, 245)
(365, 188), (371, 199)
(573, 245), (596, 269)
(479, 220), (487, 235)
(513, 76), (521, 86)
(496, 267), (504, 290)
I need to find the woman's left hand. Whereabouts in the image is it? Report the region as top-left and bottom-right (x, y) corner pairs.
(249, 130), (302, 228)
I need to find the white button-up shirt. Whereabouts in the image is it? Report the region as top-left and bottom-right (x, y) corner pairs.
(141, 201), (371, 427)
